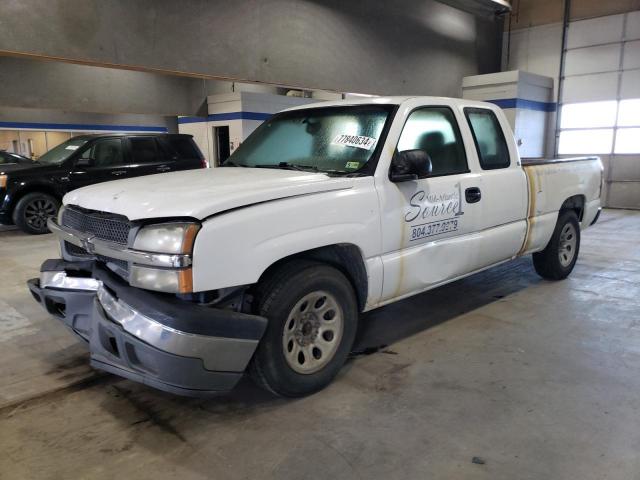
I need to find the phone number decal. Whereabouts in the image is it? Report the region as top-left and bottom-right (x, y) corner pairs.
(410, 218), (458, 241)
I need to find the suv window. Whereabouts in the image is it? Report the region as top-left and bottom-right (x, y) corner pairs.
(465, 108), (510, 170)
(130, 137), (163, 164)
(163, 136), (201, 160)
(397, 107), (468, 176)
(83, 138), (124, 167)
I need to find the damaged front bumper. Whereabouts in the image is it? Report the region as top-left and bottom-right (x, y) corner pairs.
(28, 259), (267, 396)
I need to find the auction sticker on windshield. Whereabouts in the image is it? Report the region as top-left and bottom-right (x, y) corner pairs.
(332, 134), (377, 150)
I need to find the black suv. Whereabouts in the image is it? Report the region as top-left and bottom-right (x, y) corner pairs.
(0, 134), (205, 234)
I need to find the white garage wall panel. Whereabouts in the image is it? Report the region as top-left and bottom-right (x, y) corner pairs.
(624, 40), (640, 69)
(627, 11), (640, 38)
(566, 14), (625, 49)
(562, 72), (618, 103)
(620, 69), (640, 98)
(564, 44), (622, 76)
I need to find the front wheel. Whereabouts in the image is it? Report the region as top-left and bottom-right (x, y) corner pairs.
(12, 192), (60, 235)
(532, 210), (580, 280)
(250, 260), (358, 397)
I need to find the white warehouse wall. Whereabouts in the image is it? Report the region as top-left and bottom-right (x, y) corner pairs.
(502, 10), (640, 209)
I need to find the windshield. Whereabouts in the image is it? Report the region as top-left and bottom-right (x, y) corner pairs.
(226, 105), (394, 174)
(37, 137), (89, 165)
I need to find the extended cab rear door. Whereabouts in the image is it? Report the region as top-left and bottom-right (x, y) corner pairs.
(462, 106), (528, 264)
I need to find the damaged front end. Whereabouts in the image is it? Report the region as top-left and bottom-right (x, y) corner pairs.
(28, 259), (267, 397)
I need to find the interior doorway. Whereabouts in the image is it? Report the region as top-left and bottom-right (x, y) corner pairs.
(212, 126), (231, 166)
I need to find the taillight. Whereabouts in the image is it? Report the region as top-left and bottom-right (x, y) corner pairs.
(201, 157), (208, 168)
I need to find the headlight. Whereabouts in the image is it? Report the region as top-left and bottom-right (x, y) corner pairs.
(0, 174), (7, 189)
(130, 222), (199, 293)
(130, 265), (193, 294)
(132, 222), (200, 254)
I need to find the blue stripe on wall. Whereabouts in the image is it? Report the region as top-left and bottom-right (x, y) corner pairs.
(0, 121), (168, 132)
(487, 98), (557, 112)
(178, 111), (273, 124)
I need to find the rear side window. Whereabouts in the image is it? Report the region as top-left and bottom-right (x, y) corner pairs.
(163, 136), (201, 160)
(465, 108), (510, 169)
(130, 137), (162, 164)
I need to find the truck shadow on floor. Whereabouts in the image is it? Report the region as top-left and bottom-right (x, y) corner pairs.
(86, 256), (542, 458)
(352, 256), (540, 353)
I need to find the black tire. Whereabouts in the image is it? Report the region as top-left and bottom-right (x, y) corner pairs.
(250, 260), (358, 397)
(12, 192), (60, 235)
(532, 210), (580, 280)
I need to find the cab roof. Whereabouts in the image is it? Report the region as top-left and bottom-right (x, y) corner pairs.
(283, 96), (498, 112)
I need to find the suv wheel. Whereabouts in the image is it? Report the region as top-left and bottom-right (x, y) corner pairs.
(250, 260), (358, 397)
(12, 192), (60, 235)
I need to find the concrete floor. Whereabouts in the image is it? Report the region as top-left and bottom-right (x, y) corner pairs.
(1, 209), (640, 479)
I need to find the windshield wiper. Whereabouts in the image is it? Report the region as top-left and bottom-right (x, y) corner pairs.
(253, 162), (363, 176)
(322, 168), (362, 176)
(255, 162), (318, 172)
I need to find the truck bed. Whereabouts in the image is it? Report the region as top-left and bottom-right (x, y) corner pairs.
(521, 156), (599, 166)
(519, 155), (603, 256)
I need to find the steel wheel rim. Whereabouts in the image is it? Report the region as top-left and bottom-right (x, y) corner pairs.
(282, 290), (344, 375)
(25, 199), (56, 230)
(558, 223), (577, 267)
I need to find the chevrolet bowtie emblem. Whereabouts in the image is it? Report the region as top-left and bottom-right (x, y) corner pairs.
(82, 235), (96, 254)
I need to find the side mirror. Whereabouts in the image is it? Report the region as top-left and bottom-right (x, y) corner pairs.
(75, 157), (93, 168)
(389, 150), (432, 182)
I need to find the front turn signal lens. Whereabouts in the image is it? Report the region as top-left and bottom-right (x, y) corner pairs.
(130, 265), (193, 293)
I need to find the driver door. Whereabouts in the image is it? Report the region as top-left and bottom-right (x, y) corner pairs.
(377, 105), (483, 303)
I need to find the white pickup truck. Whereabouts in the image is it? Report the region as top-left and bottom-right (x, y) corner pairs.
(29, 97), (603, 397)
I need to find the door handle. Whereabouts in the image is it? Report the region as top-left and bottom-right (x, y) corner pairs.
(465, 187), (481, 203)
(111, 170), (127, 176)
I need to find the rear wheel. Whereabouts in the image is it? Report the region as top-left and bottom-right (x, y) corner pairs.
(532, 210), (580, 280)
(250, 260), (358, 397)
(12, 192), (60, 235)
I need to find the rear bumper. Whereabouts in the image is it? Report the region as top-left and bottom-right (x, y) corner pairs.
(28, 259), (267, 396)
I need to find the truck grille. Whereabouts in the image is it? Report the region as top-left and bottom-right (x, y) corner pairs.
(62, 206), (131, 245)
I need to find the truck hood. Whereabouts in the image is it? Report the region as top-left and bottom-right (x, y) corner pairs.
(63, 167), (355, 221)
